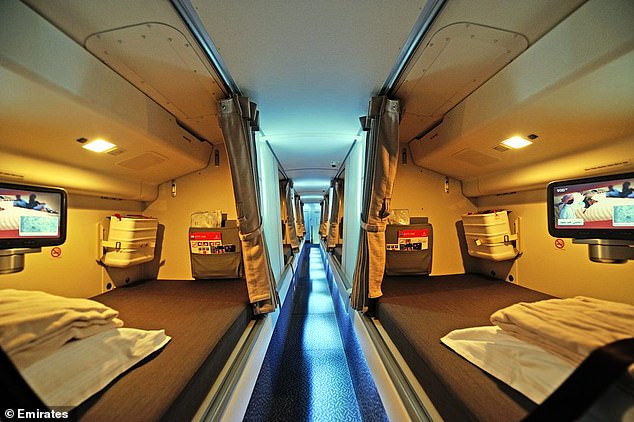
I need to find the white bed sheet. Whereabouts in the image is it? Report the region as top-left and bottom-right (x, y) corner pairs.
(20, 327), (170, 410)
(441, 326), (574, 403)
(442, 326), (634, 420)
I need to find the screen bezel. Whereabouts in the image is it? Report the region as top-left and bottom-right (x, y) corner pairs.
(0, 182), (68, 249)
(547, 172), (634, 240)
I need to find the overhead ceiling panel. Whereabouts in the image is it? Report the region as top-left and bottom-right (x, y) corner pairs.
(0, 1), (213, 199)
(85, 22), (224, 140)
(409, 0), (634, 195)
(398, 22), (527, 139)
(397, 0), (587, 142)
(22, 0), (226, 143)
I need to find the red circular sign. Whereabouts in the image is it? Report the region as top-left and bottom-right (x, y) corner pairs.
(554, 238), (565, 249)
(51, 247), (62, 258)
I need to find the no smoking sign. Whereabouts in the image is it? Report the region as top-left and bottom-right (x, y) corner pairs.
(554, 238), (565, 250)
(50, 247), (62, 258)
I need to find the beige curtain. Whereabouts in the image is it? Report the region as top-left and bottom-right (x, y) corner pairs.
(294, 194), (306, 237)
(218, 96), (279, 315)
(327, 178), (343, 250)
(319, 194), (330, 239)
(281, 179), (300, 251)
(351, 96), (400, 312)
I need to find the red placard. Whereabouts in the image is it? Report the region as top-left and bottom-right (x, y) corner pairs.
(189, 231), (221, 241)
(398, 229), (429, 238)
(397, 229), (429, 251)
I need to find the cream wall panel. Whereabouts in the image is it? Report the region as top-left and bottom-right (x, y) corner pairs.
(391, 160), (477, 275)
(477, 190), (634, 305)
(0, 200), (144, 298)
(146, 145), (236, 280)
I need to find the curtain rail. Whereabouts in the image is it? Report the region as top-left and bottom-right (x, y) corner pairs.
(170, 0), (240, 96)
(380, 0), (447, 96)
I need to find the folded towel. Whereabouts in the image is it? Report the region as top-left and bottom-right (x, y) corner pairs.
(490, 296), (634, 364)
(0, 289), (123, 367)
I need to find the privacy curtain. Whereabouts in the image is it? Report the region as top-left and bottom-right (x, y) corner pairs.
(218, 96), (279, 315)
(351, 96), (400, 312)
(294, 194), (306, 238)
(319, 194), (330, 239)
(326, 178), (343, 250)
(281, 179), (300, 251)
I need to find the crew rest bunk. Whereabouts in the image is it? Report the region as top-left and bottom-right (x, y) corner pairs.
(376, 273), (551, 421)
(77, 279), (251, 420)
(322, 206), (633, 422)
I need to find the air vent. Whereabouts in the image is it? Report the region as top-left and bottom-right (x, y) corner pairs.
(452, 149), (500, 166)
(584, 161), (630, 172)
(108, 148), (126, 156)
(493, 145), (511, 152)
(116, 152), (167, 170)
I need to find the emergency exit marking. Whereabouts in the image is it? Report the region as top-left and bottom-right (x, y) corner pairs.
(51, 247), (62, 258)
(554, 238), (565, 249)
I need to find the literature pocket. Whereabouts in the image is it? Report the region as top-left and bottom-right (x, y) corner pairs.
(385, 223), (433, 276)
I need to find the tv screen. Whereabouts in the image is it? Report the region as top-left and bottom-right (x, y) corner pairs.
(0, 182), (67, 249)
(547, 172), (634, 240)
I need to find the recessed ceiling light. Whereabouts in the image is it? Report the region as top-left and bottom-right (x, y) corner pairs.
(501, 136), (533, 149)
(82, 139), (117, 153)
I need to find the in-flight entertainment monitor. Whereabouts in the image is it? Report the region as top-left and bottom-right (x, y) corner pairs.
(0, 182), (67, 249)
(547, 172), (634, 241)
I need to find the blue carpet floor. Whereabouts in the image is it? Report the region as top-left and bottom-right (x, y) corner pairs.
(243, 246), (386, 421)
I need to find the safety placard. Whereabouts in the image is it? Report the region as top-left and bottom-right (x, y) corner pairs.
(397, 229), (429, 251)
(190, 231), (223, 254)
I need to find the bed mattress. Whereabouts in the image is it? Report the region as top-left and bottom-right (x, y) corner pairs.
(376, 273), (553, 422)
(72, 278), (251, 421)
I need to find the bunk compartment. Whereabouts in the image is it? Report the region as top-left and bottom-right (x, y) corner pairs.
(2, 277), (252, 421)
(72, 278), (251, 421)
(376, 274), (551, 421)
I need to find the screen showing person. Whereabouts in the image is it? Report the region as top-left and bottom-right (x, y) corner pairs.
(0, 182), (67, 248)
(548, 172), (634, 241)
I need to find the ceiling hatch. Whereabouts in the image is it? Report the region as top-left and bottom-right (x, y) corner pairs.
(398, 22), (529, 141)
(85, 22), (223, 140)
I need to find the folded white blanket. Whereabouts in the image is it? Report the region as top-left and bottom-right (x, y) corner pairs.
(20, 328), (171, 409)
(442, 326), (634, 416)
(441, 326), (575, 403)
(490, 296), (634, 365)
(0, 289), (123, 368)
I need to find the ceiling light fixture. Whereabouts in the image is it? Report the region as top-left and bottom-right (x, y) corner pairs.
(82, 139), (117, 153)
(501, 136), (533, 149)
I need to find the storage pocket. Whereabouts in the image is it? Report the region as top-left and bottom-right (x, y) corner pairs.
(191, 252), (243, 279)
(189, 225), (243, 279)
(384, 222), (433, 275)
(385, 250), (432, 275)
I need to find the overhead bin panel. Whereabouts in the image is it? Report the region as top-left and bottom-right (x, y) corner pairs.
(0, 1), (213, 200)
(399, 23), (528, 141)
(85, 23), (224, 141)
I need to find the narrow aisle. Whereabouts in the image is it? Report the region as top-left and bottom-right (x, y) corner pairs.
(244, 246), (362, 421)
